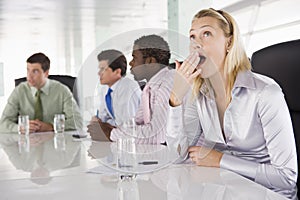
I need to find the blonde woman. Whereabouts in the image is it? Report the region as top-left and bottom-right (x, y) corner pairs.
(169, 8), (297, 199)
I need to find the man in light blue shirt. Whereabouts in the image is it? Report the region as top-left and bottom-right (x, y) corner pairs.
(87, 49), (141, 141)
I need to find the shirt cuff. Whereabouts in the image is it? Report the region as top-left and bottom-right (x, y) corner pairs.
(220, 153), (259, 180)
(110, 128), (120, 142)
(168, 104), (183, 130)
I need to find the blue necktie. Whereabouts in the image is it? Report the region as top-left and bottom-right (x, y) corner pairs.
(105, 88), (114, 118)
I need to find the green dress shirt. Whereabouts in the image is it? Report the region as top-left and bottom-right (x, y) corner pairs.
(0, 79), (83, 132)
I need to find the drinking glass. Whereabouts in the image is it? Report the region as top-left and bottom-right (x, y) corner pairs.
(18, 134), (30, 153)
(54, 133), (66, 151)
(117, 175), (140, 200)
(18, 115), (29, 135)
(117, 137), (137, 174)
(54, 114), (65, 134)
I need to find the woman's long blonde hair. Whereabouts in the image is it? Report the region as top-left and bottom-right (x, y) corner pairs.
(192, 8), (251, 104)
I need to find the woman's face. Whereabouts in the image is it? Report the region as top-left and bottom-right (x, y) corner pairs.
(189, 16), (229, 78)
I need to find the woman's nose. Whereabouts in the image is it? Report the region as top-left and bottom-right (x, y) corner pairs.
(191, 39), (203, 49)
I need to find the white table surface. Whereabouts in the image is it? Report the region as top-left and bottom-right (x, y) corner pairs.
(0, 131), (288, 200)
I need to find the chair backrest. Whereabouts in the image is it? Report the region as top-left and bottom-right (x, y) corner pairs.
(251, 39), (300, 186)
(14, 75), (79, 104)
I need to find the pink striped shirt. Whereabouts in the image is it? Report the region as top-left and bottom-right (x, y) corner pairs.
(110, 67), (174, 144)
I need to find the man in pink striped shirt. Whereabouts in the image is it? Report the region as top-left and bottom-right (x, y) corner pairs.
(109, 34), (174, 144)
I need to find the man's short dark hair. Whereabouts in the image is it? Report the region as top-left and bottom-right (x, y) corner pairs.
(133, 35), (170, 66)
(97, 49), (127, 77)
(26, 53), (50, 72)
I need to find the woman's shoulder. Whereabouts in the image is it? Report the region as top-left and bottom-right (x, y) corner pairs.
(250, 71), (282, 96)
(234, 70), (282, 97)
(250, 71), (281, 90)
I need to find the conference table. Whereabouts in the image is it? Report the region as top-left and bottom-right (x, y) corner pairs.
(0, 131), (288, 200)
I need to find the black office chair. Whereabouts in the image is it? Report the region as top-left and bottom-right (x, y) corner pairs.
(251, 39), (300, 189)
(14, 75), (79, 105)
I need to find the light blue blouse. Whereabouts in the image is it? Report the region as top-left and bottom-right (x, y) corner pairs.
(168, 70), (297, 199)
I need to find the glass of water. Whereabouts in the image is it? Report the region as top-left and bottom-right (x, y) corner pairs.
(54, 133), (66, 151)
(18, 134), (30, 153)
(18, 115), (29, 135)
(117, 175), (140, 200)
(54, 114), (65, 134)
(117, 137), (137, 174)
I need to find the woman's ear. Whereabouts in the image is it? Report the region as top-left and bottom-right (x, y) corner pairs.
(226, 36), (232, 49)
(145, 57), (157, 64)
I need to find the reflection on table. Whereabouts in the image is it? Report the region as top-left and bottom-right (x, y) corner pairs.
(0, 132), (289, 200)
(150, 165), (288, 200)
(87, 140), (178, 175)
(0, 132), (81, 184)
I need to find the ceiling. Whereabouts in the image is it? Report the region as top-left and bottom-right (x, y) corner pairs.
(0, 0), (168, 77)
(0, 0), (298, 76)
(0, 0), (167, 37)
(0, 0), (251, 75)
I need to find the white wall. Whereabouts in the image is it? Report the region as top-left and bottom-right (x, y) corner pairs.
(0, 0), (168, 115)
(0, 63), (3, 96)
(168, 0), (300, 58)
(231, 0), (300, 56)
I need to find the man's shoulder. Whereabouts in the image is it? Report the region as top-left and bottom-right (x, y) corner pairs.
(148, 67), (174, 88)
(47, 79), (75, 98)
(151, 67), (174, 81)
(119, 77), (140, 89)
(48, 79), (70, 91)
(14, 81), (30, 92)
(114, 77), (141, 97)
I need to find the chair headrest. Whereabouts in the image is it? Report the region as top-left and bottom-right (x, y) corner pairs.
(251, 39), (300, 111)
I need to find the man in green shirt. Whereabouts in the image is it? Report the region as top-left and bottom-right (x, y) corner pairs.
(0, 52), (82, 133)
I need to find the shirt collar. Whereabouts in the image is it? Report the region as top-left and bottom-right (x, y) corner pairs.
(31, 78), (50, 97)
(233, 70), (256, 90)
(110, 77), (122, 91)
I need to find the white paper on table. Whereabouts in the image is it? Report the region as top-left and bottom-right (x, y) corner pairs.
(86, 165), (150, 181)
(86, 165), (117, 175)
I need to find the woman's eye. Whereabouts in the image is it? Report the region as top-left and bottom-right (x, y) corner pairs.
(189, 35), (195, 40)
(203, 31), (211, 37)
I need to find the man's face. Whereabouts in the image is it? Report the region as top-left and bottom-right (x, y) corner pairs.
(129, 45), (145, 69)
(26, 63), (48, 89)
(129, 45), (147, 81)
(98, 60), (120, 87)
